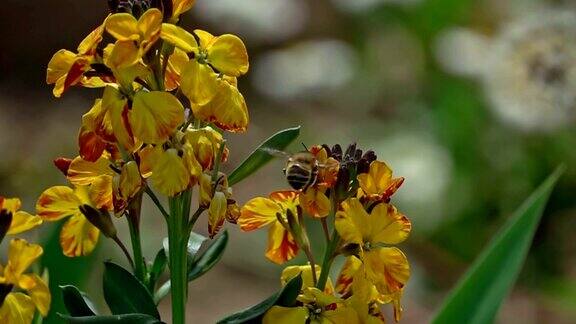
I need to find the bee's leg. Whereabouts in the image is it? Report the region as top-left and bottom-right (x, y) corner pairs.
(282, 168), (287, 175)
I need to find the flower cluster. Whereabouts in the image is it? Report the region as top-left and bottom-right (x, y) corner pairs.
(41, 0), (249, 257)
(0, 197), (50, 323)
(239, 143), (411, 323)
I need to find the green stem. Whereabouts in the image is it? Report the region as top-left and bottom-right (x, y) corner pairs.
(167, 192), (191, 324)
(127, 193), (147, 285)
(316, 197), (340, 291)
(316, 230), (339, 291)
(145, 186), (170, 220)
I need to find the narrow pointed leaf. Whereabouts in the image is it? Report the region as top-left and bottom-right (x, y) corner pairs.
(147, 249), (167, 292)
(60, 285), (98, 316)
(188, 230), (228, 281)
(228, 126), (300, 186)
(103, 262), (160, 319)
(217, 273), (303, 324)
(59, 313), (163, 323)
(432, 166), (564, 324)
(154, 231), (229, 303)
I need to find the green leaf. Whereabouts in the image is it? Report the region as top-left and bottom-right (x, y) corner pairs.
(154, 231), (229, 303)
(60, 285), (97, 317)
(147, 249), (167, 292)
(432, 166), (564, 324)
(103, 262), (160, 319)
(228, 126), (301, 186)
(217, 273), (303, 324)
(59, 313), (163, 324)
(188, 230), (228, 281)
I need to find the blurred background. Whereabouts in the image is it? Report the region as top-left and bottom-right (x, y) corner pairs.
(1, 0), (576, 323)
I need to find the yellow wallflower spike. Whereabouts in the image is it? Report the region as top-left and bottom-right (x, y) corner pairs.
(150, 149), (189, 197)
(160, 23), (198, 53)
(129, 91), (185, 144)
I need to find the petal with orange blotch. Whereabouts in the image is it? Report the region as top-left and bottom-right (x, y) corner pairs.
(299, 187), (330, 218)
(36, 186), (82, 221)
(369, 203), (411, 245)
(67, 156), (115, 186)
(192, 79), (248, 132)
(60, 214), (100, 257)
(364, 247), (410, 296)
(7, 211), (42, 235)
(265, 222), (298, 264)
(89, 175), (114, 211)
(238, 197), (281, 232)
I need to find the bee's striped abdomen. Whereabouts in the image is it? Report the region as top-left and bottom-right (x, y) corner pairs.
(286, 163), (317, 191)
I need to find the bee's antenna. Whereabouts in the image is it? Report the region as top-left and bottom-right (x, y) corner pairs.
(301, 142), (309, 151)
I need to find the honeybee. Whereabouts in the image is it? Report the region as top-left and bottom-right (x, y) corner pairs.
(260, 147), (319, 191)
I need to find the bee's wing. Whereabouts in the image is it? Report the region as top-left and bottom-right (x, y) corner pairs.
(258, 147), (290, 158)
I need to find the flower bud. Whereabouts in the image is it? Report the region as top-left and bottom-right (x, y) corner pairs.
(79, 205), (117, 238)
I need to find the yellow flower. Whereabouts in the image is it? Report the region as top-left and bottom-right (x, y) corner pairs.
(344, 271), (387, 324)
(119, 161), (142, 200)
(0, 239), (51, 323)
(335, 198), (411, 296)
(104, 9), (162, 64)
(184, 126), (228, 171)
(46, 23), (105, 97)
(357, 161), (404, 202)
(299, 187), (331, 218)
(263, 288), (359, 324)
(239, 191), (300, 264)
(161, 25), (250, 132)
(171, 0), (196, 21)
(281, 264), (334, 294)
(36, 176), (114, 257)
(0, 197), (42, 236)
(128, 90), (185, 144)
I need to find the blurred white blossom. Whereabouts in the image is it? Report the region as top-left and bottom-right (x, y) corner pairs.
(332, 0), (421, 13)
(252, 40), (357, 100)
(194, 0), (308, 43)
(371, 133), (453, 232)
(436, 9), (576, 132)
